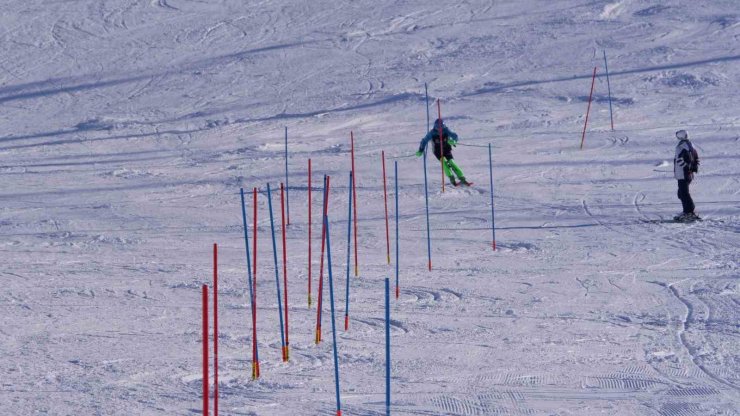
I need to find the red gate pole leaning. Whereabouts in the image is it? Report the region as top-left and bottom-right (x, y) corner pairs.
(580, 66), (598, 150)
(280, 183), (289, 361)
(316, 175), (330, 344)
(252, 188), (260, 378)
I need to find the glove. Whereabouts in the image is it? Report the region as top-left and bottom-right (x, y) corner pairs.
(449, 139), (458, 147)
(415, 150), (423, 157)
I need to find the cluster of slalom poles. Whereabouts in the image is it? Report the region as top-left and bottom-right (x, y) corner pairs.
(200, 179), (397, 414)
(198, 77), (516, 412)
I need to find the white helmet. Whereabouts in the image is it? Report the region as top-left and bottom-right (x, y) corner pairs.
(676, 130), (688, 140)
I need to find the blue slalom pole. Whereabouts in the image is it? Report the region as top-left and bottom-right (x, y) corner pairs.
(316, 175), (328, 343)
(266, 184), (287, 359)
(344, 172), (353, 331)
(394, 161), (399, 298)
(239, 188), (260, 368)
(603, 50), (614, 131)
(423, 84), (432, 271)
(488, 144), (497, 251)
(285, 126), (290, 225)
(385, 277), (391, 415)
(425, 82), (430, 130)
(325, 214), (342, 416)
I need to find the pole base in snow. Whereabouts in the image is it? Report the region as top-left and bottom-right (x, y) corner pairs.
(282, 345), (289, 362)
(428, 260), (432, 271)
(395, 286), (399, 299)
(315, 327), (322, 344)
(493, 241), (497, 251)
(308, 295), (312, 308)
(252, 361), (260, 380)
(344, 315), (349, 331)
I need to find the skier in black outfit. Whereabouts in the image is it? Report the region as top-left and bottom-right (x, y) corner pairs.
(415, 119), (470, 186)
(673, 129), (700, 221)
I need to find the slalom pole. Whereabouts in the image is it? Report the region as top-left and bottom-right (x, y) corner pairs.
(580, 66), (598, 150)
(394, 161), (399, 298)
(239, 188), (259, 378)
(350, 132), (359, 277)
(307, 159), (312, 308)
(385, 277), (391, 416)
(488, 144), (497, 251)
(382, 151), (390, 265)
(423, 86), (432, 271)
(316, 175), (330, 344)
(436, 99), (445, 193)
(285, 127), (290, 225)
(202, 285), (209, 416)
(603, 50), (615, 131)
(266, 184), (287, 361)
(344, 171), (353, 331)
(212, 243), (218, 416)
(325, 214), (342, 416)
(425, 83), (430, 130)
(252, 188), (260, 378)
(280, 183), (289, 361)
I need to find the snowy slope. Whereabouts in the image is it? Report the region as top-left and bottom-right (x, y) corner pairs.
(1, 1), (739, 415)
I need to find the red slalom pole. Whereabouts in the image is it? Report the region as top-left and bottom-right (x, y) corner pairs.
(580, 66), (598, 150)
(437, 100), (445, 193)
(350, 132), (359, 277)
(212, 243), (218, 416)
(382, 151), (390, 265)
(307, 159), (312, 308)
(316, 175), (330, 344)
(202, 285), (209, 416)
(280, 183), (289, 361)
(252, 188), (260, 378)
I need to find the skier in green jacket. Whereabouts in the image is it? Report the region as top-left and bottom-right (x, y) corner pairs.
(416, 118), (470, 186)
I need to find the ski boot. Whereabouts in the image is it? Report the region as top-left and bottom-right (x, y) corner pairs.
(458, 177), (472, 187)
(448, 176), (458, 186)
(674, 212), (700, 222)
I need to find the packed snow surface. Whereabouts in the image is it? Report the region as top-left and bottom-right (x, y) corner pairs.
(1, 1), (739, 415)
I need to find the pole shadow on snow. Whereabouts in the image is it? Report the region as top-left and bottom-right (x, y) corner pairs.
(462, 54), (740, 97)
(0, 40), (320, 104)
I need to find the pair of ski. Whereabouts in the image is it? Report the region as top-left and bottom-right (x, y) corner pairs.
(450, 178), (473, 187)
(641, 214), (702, 224)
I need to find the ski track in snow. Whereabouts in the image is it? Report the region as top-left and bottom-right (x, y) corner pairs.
(1, 0), (739, 415)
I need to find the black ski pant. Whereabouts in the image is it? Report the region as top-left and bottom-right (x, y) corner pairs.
(432, 141), (453, 161)
(677, 179), (695, 214)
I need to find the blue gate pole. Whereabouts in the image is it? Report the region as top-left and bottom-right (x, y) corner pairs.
(385, 277), (391, 415)
(423, 83), (432, 271)
(394, 161), (399, 298)
(603, 50), (615, 131)
(344, 171), (353, 331)
(488, 144), (497, 251)
(239, 188), (259, 366)
(325, 215), (342, 416)
(266, 184), (286, 356)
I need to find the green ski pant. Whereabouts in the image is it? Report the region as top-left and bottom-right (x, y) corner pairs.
(442, 158), (465, 179)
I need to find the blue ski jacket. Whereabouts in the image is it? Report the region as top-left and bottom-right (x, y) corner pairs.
(418, 126), (458, 153)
